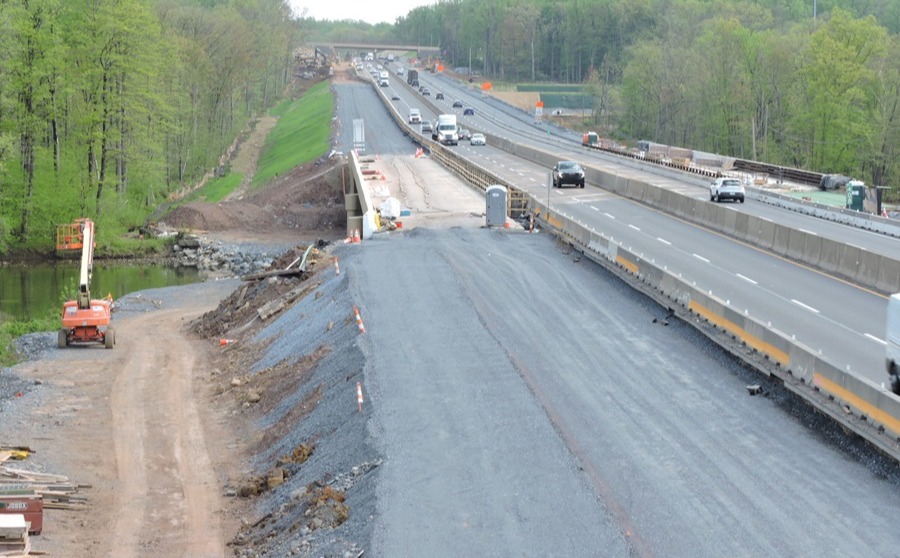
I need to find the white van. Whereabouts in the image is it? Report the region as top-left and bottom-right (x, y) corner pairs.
(888, 294), (900, 392)
(408, 108), (421, 124)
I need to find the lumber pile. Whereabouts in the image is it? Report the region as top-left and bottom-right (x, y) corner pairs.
(0, 467), (88, 511)
(0, 514), (29, 557)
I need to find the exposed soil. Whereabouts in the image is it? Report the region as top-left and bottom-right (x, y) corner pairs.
(0, 72), (352, 557)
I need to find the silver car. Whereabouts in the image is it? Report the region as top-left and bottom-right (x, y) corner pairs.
(709, 178), (745, 203)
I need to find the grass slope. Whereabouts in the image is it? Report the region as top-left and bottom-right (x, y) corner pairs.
(254, 81), (334, 187)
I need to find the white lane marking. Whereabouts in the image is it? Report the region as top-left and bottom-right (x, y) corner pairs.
(692, 253), (710, 263)
(791, 299), (820, 314)
(529, 177), (537, 182)
(590, 205), (599, 211)
(760, 217), (774, 222)
(736, 274), (758, 285)
(604, 213), (616, 219)
(799, 228), (818, 236)
(865, 333), (887, 345)
(629, 224), (641, 231)
(657, 237), (671, 245)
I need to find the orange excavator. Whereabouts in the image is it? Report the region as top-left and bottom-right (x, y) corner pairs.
(56, 218), (115, 349)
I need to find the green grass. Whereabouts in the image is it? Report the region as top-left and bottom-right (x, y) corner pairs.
(187, 171), (243, 203)
(0, 313), (60, 367)
(253, 81), (334, 187)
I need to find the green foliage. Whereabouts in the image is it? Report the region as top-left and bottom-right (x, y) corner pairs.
(0, 0), (301, 251)
(253, 81), (333, 187)
(518, 84), (584, 93)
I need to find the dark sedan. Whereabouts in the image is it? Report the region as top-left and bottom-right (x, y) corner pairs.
(551, 161), (585, 188)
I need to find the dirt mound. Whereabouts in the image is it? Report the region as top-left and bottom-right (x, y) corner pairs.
(164, 161), (346, 238)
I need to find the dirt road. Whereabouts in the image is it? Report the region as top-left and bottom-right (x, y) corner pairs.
(8, 283), (245, 557)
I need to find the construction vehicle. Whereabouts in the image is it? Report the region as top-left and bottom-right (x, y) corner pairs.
(56, 219), (114, 349)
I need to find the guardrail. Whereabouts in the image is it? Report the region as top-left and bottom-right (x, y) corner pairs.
(533, 198), (900, 461)
(358, 68), (900, 459)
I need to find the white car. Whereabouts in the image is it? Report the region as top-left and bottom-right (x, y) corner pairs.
(470, 133), (486, 146)
(709, 177), (745, 203)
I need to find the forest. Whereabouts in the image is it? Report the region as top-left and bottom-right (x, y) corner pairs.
(0, 0), (299, 253)
(1, 0), (899, 254)
(310, 0), (900, 202)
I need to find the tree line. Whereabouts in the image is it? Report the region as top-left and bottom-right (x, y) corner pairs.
(0, 0), (300, 252)
(309, 0), (900, 200)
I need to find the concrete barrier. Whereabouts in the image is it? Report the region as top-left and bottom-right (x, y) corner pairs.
(786, 229), (807, 261)
(771, 225), (791, 257)
(732, 212), (751, 242)
(544, 206), (900, 457)
(835, 243), (863, 284)
(801, 234), (824, 268)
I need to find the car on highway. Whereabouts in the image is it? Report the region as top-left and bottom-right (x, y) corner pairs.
(391, 94), (400, 101)
(458, 128), (471, 140)
(470, 133), (486, 146)
(709, 177), (745, 203)
(418, 86), (425, 93)
(421, 120), (433, 133)
(436, 92), (444, 100)
(463, 107), (475, 115)
(551, 161), (585, 188)
(423, 88), (431, 96)
(452, 100), (463, 108)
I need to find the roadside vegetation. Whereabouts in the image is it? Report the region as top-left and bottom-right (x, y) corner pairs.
(0, 0), (302, 254)
(253, 81), (335, 187)
(310, 1), (900, 201)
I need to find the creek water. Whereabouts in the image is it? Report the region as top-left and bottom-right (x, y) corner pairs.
(0, 261), (201, 323)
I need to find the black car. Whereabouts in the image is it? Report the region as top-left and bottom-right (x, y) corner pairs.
(452, 100), (463, 108)
(552, 161), (585, 188)
(436, 92), (444, 100)
(463, 107), (475, 115)
(391, 94), (400, 101)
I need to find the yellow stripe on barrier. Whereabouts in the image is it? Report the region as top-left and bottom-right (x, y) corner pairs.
(615, 256), (639, 275)
(813, 372), (900, 436)
(688, 300), (789, 367)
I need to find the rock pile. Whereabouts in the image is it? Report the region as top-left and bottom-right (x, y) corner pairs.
(172, 236), (275, 276)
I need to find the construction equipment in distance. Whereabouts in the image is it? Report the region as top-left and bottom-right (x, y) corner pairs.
(56, 218), (115, 349)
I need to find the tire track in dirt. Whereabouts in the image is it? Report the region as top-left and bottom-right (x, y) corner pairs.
(107, 308), (225, 557)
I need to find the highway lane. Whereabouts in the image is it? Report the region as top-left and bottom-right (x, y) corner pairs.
(335, 72), (900, 555)
(349, 228), (900, 557)
(454, 138), (890, 385)
(407, 67), (900, 259)
(363, 65), (895, 386)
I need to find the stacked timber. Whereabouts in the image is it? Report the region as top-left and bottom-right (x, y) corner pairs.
(0, 466), (88, 511)
(0, 514), (29, 557)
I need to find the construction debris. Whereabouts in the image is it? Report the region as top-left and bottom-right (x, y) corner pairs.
(0, 466), (88, 511)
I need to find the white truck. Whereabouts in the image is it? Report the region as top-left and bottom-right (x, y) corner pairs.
(378, 71), (389, 87)
(888, 294), (900, 393)
(408, 108), (421, 124)
(433, 114), (459, 145)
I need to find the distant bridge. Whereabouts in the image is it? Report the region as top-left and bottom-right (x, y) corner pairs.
(311, 42), (440, 58)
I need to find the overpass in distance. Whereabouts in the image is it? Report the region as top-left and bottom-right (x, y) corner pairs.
(310, 42), (440, 58)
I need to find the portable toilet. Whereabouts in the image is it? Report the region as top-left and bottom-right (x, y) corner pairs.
(845, 180), (866, 211)
(485, 185), (507, 227)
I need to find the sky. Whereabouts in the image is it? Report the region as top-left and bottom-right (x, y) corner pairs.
(289, 0), (434, 25)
